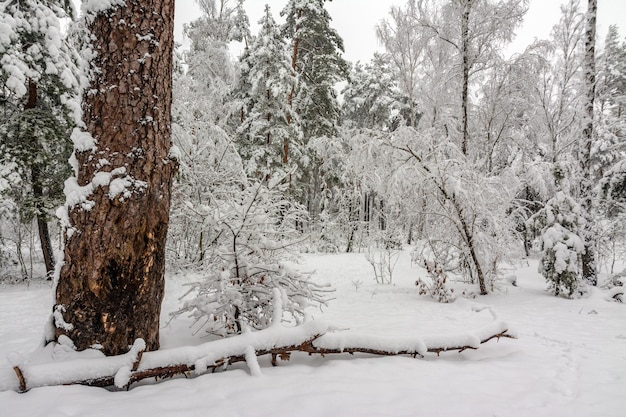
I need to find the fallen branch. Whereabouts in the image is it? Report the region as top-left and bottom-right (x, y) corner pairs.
(64, 335), (326, 389)
(8, 320), (514, 392)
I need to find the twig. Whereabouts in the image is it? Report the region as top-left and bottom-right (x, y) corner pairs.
(12, 366), (26, 393)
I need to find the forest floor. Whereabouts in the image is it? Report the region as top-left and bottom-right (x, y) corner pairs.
(1, 249), (625, 417)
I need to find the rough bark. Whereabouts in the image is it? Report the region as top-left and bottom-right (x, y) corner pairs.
(54, 0), (177, 355)
(580, 0), (597, 285)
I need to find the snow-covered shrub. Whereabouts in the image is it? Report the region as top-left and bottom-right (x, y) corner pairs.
(172, 179), (330, 336)
(415, 259), (455, 303)
(365, 245), (400, 285)
(167, 120), (244, 268)
(321, 127), (413, 253)
(529, 191), (586, 297)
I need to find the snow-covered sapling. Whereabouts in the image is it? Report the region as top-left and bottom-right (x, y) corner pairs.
(365, 245), (400, 285)
(173, 179), (331, 336)
(415, 259), (455, 303)
(529, 191), (586, 298)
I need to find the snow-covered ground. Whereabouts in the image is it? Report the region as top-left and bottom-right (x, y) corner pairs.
(1, 250), (625, 417)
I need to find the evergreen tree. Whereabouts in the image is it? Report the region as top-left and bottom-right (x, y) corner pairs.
(342, 53), (398, 130)
(595, 26), (626, 268)
(0, 0), (79, 277)
(529, 1), (588, 295)
(281, 0), (349, 224)
(530, 191), (586, 297)
(596, 25), (626, 208)
(236, 5), (300, 180)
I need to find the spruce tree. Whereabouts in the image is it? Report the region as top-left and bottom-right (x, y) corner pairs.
(0, 0), (79, 277)
(595, 25), (626, 197)
(236, 5), (300, 180)
(530, 191), (586, 297)
(342, 53), (398, 130)
(596, 25), (626, 255)
(281, 0), (349, 224)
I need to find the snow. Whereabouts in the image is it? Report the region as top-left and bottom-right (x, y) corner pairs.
(167, 144), (181, 161)
(137, 320), (328, 372)
(244, 345), (263, 377)
(81, 0), (126, 17)
(52, 305), (73, 332)
(1, 251), (625, 416)
(70, 128), (97, 152)
(61, 166), (148, 215)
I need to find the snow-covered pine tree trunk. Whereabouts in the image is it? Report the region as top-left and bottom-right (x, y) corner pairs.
(580, 0), (597, 285)
(54, 0), (177, 355)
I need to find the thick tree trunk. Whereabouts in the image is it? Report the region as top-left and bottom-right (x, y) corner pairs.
(581, 0), (597, 285)
(54, 0), (176, 356)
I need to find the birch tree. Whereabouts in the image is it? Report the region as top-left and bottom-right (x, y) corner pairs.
(403, 0), (528, 155)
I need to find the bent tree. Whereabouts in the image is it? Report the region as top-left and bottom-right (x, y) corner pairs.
(54, 0), (177, 355)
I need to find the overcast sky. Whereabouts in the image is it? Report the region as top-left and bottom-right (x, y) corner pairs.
(173, 0), (626, 63)
(66, 0), (626, 63)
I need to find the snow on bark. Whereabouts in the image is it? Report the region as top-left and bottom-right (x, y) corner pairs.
(81, 0), (126, 19)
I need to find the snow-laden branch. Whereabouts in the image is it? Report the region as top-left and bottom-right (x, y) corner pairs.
(8, 313), (514, 392)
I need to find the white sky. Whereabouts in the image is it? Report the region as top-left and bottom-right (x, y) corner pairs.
(66, 0), (626, 62)
(173, 0), (626, 63)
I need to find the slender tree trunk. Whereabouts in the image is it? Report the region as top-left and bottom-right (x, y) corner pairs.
(32, 166), (55, 278)
(285, 8), (302, 166)
(460, 0), (472, 156)
(54, 0), (177, 356)
(25, 78), (55, 278)
(581, 0), (597, 285)
(308, 163), (322, 228)
(455, 200), (487, 295)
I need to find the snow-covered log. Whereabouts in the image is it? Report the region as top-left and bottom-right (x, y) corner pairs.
(9, 319), (514, 392)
